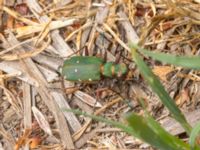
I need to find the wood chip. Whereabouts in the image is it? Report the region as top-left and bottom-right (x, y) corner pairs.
(32, 106), (52, 136)
(161, 109), (200, 135)
(23, 82), (32, 129)
(74, 90), (102, 108)
(51, 91), (82, 132)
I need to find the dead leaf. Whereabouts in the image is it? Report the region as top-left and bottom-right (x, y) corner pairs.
(14, 129), (31, 150)
(32, 106), (52, 136)
(29, 137), (42, 149)
(153, 66), (174, 81)
(74, 90), (102, 107)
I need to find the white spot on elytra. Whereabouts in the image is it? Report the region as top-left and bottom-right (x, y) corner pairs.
(64, 75), (67, 79)
(78, 79), (82, 81)
(88, 78), (92, 81)
(75, 69), (78, 73)
(76, 60), (79, 63)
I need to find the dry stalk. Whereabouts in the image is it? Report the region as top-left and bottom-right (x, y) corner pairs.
(3, 6), (38, 25)
(0, 85), (23, 117)
(103, 23), (130, 52)
(1, 36), (51, 61)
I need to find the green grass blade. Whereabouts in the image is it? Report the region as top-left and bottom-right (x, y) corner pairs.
(140, 99), (192, 149)
(189, 121), (200, 150)
(62, 108), (137, 137)
(126, 113), (190, 150)
(131, 44), (200, 69)
(130, 46), (192, 135)
(63, 108), (191, 150)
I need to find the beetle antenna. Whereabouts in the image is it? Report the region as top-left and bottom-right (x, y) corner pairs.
(101, 32), (107, 61)
(63, 45), (88, 58)
(115, 47), (122, 64)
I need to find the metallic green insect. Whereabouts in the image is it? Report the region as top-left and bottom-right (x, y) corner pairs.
(60, 56), (128, 82)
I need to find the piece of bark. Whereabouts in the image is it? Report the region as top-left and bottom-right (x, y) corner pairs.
(117, 11), (139, 44)
(33, 54), (63, 71)
(37, 88), (75, 149)
(32, 106), (52, 136)
(51, 91), (82, 132)
(37, 64), (59, 82)
(0, 61), (39, 87)
(161, 109), (200, 135)
(74, 90), (102, 108)
(23, 82), (32, 129)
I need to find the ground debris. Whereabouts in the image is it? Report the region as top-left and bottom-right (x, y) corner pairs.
(0, 0), (199, 149)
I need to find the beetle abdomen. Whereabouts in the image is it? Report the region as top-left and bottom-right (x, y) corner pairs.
(61, 56), (103, 82)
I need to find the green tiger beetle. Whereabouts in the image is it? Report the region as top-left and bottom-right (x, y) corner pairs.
(59, 56), (128, 82)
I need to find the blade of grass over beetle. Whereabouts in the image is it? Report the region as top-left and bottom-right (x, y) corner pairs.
(130, 46), (192, 135)
(131, 44), (200, 69)
(126, 113), (191, 150)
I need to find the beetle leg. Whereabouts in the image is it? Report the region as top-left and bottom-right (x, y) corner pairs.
(84, 46), (89, 56)
(115, 51), (122, 64)
(98, 32), (107, 62)
(114, 44), (123, 64)
(103, 50), (107, 62)
(65, 87), (80, 94)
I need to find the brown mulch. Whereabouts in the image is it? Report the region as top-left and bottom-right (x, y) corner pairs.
(0, 0), (200, 149)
